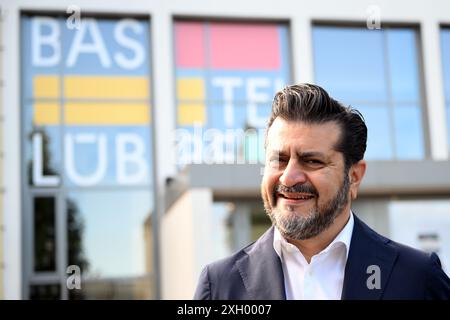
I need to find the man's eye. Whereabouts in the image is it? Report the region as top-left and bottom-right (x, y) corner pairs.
(306, 159), (323, 165)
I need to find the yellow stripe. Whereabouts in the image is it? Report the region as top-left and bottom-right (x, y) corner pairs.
(34, 75), (60, 98)
(34, 103), (60, 125)
(177, 103), (205, 125)
(177, 78), (204, 100)
(65, 103), (150, 125)
(64, 76), (150, 99)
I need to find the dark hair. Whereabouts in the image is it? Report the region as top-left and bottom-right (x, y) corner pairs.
(267, 83), (367, 169)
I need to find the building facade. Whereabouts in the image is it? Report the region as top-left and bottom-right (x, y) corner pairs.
(1, 0), (450, 299)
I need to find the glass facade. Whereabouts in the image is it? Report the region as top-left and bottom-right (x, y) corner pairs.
(21, 14), (155, 299)
(174, 21), (291, 166)
(441, 28), (450, 153)
(313, 26), (425, 160)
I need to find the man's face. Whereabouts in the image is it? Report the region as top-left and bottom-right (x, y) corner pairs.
(261, 117), (351, 240)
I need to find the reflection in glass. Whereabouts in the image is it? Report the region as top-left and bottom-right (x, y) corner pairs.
(66, 190), (154, 299)
(34, 197), (56, 272)
(67, 198), (89, 273)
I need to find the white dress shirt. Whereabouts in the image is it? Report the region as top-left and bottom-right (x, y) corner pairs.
(273, 211), (354, 300)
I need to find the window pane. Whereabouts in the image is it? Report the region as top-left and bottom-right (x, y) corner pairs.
(22, 14), (156, 300)
(65, 190), (155, 299)
(386, 29), (420, 102)
(440, 29), (450, 153)
(313, 26), (387, 102)
(394, 104), (424, 159)
(67, 190), (153, 278)
(34, 197), (57, 272)
(313, 26), (424, 160)
(358, 105), (393, 160)
(441, 29), (450, 100)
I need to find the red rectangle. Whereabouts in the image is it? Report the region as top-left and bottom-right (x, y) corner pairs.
(175, 21), (206, 68)
(209, 22), (281, 70)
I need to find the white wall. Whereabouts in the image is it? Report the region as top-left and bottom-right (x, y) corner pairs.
(161, 188), (213, 299)
(161, 190), (196, 299)
(389, 200), (450, 276)
(0, 4), (4, 299)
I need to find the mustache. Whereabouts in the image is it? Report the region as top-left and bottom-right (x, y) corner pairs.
(275, 183), (318, 196)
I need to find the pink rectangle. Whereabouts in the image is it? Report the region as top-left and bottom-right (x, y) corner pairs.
(175, 21), (205, 68)
(209, 22), (280, 70)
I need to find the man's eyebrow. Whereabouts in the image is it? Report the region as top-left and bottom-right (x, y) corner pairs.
(268, 150), (326, 158)
(297, 151), (326, 159)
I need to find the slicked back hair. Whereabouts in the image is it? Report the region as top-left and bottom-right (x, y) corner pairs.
(266, 83), (367, 170)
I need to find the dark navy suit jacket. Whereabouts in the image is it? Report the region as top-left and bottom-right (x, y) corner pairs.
(194, 215), (450, 299)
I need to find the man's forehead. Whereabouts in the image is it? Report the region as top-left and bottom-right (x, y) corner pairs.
(266, 118), (342, 153)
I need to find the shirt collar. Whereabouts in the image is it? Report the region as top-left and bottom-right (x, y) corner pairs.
(273, 210), (354, 260)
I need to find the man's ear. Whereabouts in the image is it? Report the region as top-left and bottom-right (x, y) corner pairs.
(349, 160), (366, 200)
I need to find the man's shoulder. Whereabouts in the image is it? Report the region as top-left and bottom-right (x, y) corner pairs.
(204, 226), (275, 275)
(361, 218), (430, 258)
(348, 216), (449, 299)
(195, 227), (283, 299)
(371, 228), (449, 298)
(355, 215), (441, 275)
(356, 215), (433, 263)
(386, 237), (438, 273)
(204, 241), (257, 276)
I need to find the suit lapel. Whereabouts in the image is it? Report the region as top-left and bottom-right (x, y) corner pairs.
(341, 215), (398, 300)
(236, 226), (286, 299)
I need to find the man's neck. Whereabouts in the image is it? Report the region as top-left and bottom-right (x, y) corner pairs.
(286, 206), (351, 263)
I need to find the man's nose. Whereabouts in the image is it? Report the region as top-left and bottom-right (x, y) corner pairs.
(279, 160), (307, 187)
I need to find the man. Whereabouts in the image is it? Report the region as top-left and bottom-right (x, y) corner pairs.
(194, 83), (450, 300)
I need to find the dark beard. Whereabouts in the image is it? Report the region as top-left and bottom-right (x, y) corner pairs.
(263, 173), (350, 240)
